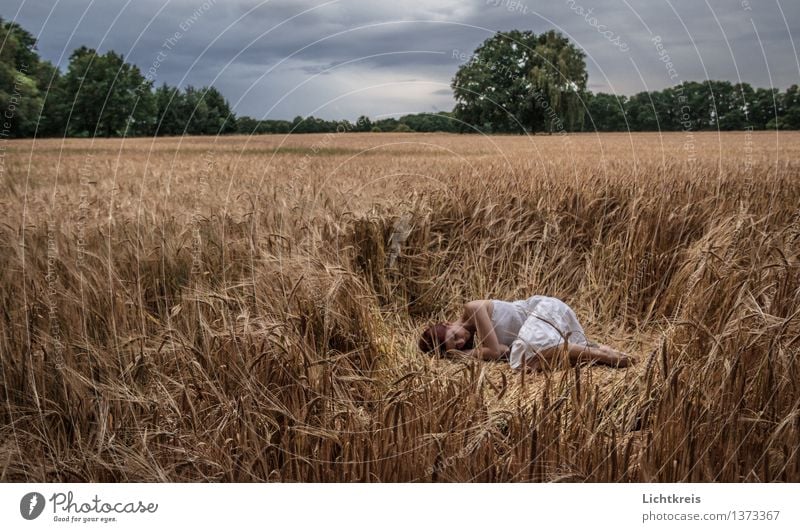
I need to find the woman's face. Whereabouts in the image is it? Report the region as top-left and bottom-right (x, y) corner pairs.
(443, 323), (469, 351)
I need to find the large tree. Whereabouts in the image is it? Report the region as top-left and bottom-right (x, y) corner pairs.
(451, 29), (587, 134)
(0, 17), (62, 137)
(60, 46), (155, 137)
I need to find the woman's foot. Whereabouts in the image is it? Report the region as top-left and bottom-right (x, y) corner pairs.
(524, 353), (544, 372)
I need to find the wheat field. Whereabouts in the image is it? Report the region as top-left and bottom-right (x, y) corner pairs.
(0, 131), (798, 481)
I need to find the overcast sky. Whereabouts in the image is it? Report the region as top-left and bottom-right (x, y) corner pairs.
(3, 0), (799, 120)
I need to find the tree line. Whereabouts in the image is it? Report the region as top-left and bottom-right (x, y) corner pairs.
(450, 29), (800, 133)
(584, 82), (798, 132)
(2, 17), (798, 138)
(236, 112), (460, 134)
(1, 17), (236, 138)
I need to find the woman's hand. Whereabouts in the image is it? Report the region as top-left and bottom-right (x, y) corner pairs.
(451, 346), (508, 361)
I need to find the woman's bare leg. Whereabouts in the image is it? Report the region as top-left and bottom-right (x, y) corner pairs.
(524, 343), (635, 371)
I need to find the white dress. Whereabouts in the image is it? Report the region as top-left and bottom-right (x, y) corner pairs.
(490, 296), (589, 370)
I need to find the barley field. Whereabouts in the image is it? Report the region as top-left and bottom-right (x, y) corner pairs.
(1, 131), (799, 482)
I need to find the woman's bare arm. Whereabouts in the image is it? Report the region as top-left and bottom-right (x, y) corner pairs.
(462, 301), (504, 359)
(452, 345), (507, 361)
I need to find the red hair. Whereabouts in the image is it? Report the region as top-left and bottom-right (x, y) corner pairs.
(418, 323), (449, 357)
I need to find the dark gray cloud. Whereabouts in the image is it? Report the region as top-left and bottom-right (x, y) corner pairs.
(3, 0), (798, 120)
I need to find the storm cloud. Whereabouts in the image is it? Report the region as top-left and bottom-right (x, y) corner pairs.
(4, 0), (798, 120)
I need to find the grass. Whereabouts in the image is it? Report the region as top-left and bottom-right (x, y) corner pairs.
(0, 131), (798, 481)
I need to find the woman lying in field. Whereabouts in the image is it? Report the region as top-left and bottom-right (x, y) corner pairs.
(418, 296), (636, 371)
